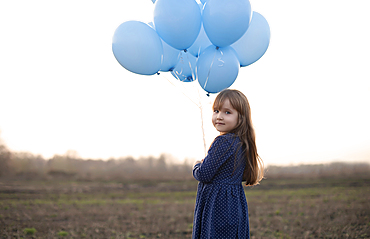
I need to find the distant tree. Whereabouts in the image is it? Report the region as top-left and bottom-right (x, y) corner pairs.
(0, 131), (12, 176)
(155, 154), (167, 171)
(11, 152), (46, 174)
(138, 156), (155, 171)
(0, 139), (12, 177)
(120, 156), (136, 171)
(47, 153), (78, 173)
(64, 150), (81, 160)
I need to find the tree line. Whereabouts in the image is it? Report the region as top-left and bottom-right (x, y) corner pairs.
(1, 135), (369, 181)
(0, 137), (193, 181)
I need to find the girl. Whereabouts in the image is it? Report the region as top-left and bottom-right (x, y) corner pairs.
(192, 89), (264, 239)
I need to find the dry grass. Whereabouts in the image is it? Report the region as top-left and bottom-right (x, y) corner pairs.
(0, 175), (369, 239)
(1, 141), (369, 238)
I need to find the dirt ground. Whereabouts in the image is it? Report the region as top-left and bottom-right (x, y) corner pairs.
(0, 176), (369, 238)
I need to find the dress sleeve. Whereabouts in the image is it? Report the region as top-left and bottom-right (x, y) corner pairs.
(193, 135), (234, 183)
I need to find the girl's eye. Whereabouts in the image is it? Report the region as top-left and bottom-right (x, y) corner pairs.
(214, 110), (219, 113)
(226, 111), (231, 114)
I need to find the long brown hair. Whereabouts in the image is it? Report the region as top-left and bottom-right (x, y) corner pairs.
(213, 89), (264, 186)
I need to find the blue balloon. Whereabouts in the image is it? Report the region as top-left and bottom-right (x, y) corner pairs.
(203, 0), (251, 47)
(112, 21), (163, 75)
(188, 24), (212, 57)
(171, 51), (197, 82)
(187, 4), (212, 57)
(154, 0), (201, 50)
(197, 46), (240, 93)
(160, 40), (181, 72)
(231, 12), (270, 67)
(148, 22), (181, 72)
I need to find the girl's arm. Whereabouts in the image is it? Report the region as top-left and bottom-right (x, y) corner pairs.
(193, 135), (233, 183)
(192, 159), (203, 168)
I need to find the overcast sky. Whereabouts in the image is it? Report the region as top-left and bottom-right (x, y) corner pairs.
(0, 0), (369, 166)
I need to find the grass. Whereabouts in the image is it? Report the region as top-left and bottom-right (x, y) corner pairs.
(0, 177), (369, 238)
(57, 230), (69, 237)
(245, 178), (370, 238)
(23, 227), (37, 235)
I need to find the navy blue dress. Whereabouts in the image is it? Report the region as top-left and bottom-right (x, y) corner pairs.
(192, 133), (249, 239)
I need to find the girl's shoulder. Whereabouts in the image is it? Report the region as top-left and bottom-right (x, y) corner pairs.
(217, 133), (239, 140)
(213, 133), (240, 146)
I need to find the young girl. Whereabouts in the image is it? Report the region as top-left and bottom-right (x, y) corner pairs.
(192, 89), (264, 239)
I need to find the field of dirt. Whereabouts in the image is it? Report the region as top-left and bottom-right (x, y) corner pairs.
(1, 176), (369, 238)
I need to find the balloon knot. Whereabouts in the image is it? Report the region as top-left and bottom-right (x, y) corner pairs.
(206, 93), (210, 97)
(216, 46), (219, 50)
(183, 49), (187, 53)
(156, 72), (160, 75)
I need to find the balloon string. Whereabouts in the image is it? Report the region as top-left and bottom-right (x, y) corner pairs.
(160, 71), (208, 157)
(186, 52), (207, 157)
(186, 51), (197, 85)
(199, 103), (207, 157)
(203, 49), (218, 90)
(160, 73), (200, 108)
(170, 52), (195, 96)
(196, 85), (208, 157)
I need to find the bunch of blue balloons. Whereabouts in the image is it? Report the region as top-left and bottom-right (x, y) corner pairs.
(112, 0), (270, 94)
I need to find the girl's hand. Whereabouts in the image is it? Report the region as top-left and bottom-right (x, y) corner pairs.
(193, 160), (203, 168)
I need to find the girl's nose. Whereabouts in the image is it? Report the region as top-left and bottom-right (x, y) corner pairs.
(217, 113), (223, 120)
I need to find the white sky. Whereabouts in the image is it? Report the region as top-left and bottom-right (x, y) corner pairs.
(0, 0), (369, 166)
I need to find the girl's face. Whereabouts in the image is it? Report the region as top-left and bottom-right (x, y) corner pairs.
(212, 99), (239, 134)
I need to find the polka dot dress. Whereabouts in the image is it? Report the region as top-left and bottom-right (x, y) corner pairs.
(192, 133), (249, 239)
